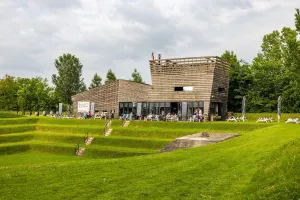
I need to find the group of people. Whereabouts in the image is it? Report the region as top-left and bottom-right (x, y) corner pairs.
(80, 111), (93, 119)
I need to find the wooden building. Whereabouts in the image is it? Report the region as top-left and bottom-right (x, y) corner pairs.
(72, 56), (230, 120)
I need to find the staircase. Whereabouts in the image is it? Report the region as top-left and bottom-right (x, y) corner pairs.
(123, 120), (130, 127)
(85, 137), (94, 145)
(105, 128), (113, 136)
(76, 147), (86, 156)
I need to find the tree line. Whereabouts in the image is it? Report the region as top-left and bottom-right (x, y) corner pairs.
(1, 9), (299, 114)
(0, 53), (144, 114)
(224, 8), (300, 113)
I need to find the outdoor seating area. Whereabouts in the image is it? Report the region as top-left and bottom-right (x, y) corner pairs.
(142, 113), (179, 122)
(190, 114), (204, 122)
(285, 117), (300, 124)
(50, 113), (74, 119)
(256, 117), (274, 123)
(121, 113), (134, 120)
(94, 112), (107, 120)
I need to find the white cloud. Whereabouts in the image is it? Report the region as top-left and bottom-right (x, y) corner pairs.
(0, 0), (299, 85)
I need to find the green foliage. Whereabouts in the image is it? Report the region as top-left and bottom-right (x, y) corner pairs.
(225, 9), (300, 113)
(105, 68), (116, 84)
(130, 68), (144, 83)
(221, 51), (252, 112)
(89, 73), (102, 89)
(295, 8), (300, 32)
(17, 77), (54, 113)
(0, 74), (18, 111)
(52, 53), (85, 104)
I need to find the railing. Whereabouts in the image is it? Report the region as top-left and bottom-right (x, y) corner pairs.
(149, 56), (229, 66)
(103, 119), (111, 135)
(74, 142), (80, 155)
(122, 118), (126, 127)
(84, 132), (89, 143)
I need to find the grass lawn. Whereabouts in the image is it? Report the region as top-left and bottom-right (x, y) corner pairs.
(0, 114), (299, 199)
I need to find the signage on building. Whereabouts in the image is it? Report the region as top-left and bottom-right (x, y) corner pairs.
(78, 102), (90, 112)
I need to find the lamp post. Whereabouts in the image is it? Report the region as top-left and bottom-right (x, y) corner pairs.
(278, 96), (282, 123)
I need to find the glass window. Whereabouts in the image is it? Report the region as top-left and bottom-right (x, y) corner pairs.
(165, 102), (171, 114)
(119, 103), (124, 116)
(188, 102), (193, 118)
(199, 102), (204, 107)
(149, 103), (155, 114)
(128, 103), (133, 113)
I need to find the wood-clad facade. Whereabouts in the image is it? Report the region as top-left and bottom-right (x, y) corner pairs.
(72, 56), (229, 120)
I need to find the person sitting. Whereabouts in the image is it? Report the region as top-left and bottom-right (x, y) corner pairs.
(83, 112), (87, 119)
(166, 113), (171, 121)
(87, 111), (92, 118)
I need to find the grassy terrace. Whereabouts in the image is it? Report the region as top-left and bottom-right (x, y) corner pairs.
(0, 113), (299, 199)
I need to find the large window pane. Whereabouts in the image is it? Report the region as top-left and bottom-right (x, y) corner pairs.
(119, 103), (124, 116)
(165, 102), (171, 114)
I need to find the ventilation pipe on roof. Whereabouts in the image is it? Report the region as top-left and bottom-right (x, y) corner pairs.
(158, 54), (161, 65)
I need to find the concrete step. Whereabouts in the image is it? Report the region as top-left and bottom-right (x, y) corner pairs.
(123, 121), (130, 127)
(105, 128), (113, 136)
(85, 137), (94, 145)
(76, 147), (86, 156)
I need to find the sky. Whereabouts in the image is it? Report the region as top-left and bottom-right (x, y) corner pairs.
(0, 0), (299, 85)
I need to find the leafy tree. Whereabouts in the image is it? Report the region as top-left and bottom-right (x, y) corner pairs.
(221, 51), (252, 112)
(17, 77), (52, 115)
(130, 68), (143, 83)
(0, 74), (18, 112)
(89, 73), (102, 89)
(80, 82), (87, 92)
(295, 8), (300, 32)
(105, 69), (116, 84)
(52, 53), (85, 104)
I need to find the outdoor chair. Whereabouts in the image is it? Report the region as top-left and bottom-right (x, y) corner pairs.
(153, 115), (160, 121)
(285, 117), (300, 124)
(227, 116), (238, 122)
(256, 117), (273, 123)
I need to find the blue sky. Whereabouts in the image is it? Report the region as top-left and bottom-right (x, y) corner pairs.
(0, 0), (299, 85)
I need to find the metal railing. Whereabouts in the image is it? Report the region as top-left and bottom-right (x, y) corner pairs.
(84, 132), (89, 143)
(122, 118), (126, 127)
(74, 142), (80, 155)
(103, 119), (111, 135)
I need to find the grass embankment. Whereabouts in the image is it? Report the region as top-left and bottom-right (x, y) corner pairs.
(1, 114), (300, 199)
(0, 112), (25, 118)
(0, 118), (169, 161)
(1, 123), (300, 199)
(112, 121), (272, 139)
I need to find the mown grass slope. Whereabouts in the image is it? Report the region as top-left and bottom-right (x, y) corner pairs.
(0, 113), (299, 199)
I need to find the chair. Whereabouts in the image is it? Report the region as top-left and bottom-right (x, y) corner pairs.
(227, 116), (237, 122)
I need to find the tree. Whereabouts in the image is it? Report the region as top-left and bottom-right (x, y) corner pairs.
(80, 82), (87, 92)
(295, 8), (300, 32)
(105, 69), (116, 84)
(0, 74), (18, 111)
(89, 73), (102, 89)
(130, 68), (143, 83)
(17, 77), (52, 115)
(52, 53), (85, 105)
(221, 51), (252, 112)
